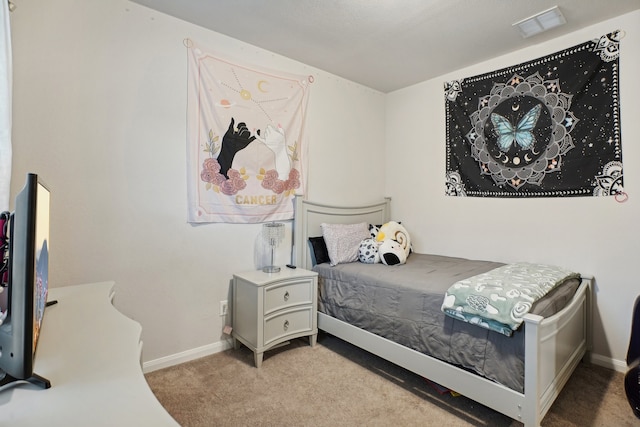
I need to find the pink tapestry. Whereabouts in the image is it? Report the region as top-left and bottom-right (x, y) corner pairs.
(186, 42), (311, 223)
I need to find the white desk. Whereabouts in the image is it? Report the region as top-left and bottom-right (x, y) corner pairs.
(0, 282), (178, 426)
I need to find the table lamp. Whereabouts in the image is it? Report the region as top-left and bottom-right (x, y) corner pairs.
(262, 222), (284, 273)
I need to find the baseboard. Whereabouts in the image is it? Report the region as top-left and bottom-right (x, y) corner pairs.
(590, 352), (627, 373)
(142, 337), (233, 374)
(141, 339), (628, 375)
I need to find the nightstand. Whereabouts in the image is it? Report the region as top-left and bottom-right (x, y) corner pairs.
(231, 267), (318, 368)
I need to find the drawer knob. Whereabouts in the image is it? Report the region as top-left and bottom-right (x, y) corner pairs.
(283, 291), (290, 301)
(283, 320), (289, 331)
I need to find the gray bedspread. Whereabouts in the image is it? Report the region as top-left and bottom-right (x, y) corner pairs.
(313, 253), (580, 393)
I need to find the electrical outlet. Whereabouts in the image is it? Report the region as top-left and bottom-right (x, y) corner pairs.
(219, 300), (228, 317)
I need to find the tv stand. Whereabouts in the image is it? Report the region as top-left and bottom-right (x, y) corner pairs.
(0, 371), (50, 389)
(1, 281), (177, 426)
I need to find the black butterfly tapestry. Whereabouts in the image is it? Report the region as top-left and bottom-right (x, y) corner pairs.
(445, 30), (623, 198)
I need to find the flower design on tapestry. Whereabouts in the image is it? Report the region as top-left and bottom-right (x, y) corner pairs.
(445, 171), (467, 196)
(259, 167), (300, 196)
(444, 80), (462, 102)
(200, 157), (248, 196)
(593, 161), (623, 196)
(592, 30), (623, 62)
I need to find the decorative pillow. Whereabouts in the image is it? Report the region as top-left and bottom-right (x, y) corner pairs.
(358, 238), (380, 264)
(321, 222), (370, 266)
(308, 236), (330, 266)
(377, 221), (412, 266)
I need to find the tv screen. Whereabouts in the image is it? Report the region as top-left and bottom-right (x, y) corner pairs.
(0, 173), (51, 390)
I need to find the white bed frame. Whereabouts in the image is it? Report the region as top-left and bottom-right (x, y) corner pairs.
(293, 196), (592, 427)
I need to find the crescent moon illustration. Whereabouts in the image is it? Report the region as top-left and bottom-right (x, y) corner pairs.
(512, 104), (520, 111)
(531, 146), (540, 155)
(524, 153), (532, 162)
(502, 156), (510, 164)
(257, 80), (269, 93)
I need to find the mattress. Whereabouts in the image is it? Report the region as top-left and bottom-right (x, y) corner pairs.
(313, 253), (580, 393)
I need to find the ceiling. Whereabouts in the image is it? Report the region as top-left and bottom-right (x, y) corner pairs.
(130, 0), (640, 93)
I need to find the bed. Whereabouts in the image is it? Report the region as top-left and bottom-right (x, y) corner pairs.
(293, 196), (592, 427)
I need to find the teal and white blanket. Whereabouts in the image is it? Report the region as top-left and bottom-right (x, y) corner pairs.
(441, 263), (580, 336)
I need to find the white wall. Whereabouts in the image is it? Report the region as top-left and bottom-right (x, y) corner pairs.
(9, 0), (385, 365)
(386, 10), (640, 369)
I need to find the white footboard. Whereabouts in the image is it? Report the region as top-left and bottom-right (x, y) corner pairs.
(521, 275), (592, 426)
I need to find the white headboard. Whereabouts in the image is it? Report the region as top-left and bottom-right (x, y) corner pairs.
(293, 196), (391, 270)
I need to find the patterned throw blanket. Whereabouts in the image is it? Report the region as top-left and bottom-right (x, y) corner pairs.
(441, 263), (580, 336)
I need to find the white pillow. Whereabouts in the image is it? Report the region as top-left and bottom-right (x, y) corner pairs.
(321, 222), (370, 266)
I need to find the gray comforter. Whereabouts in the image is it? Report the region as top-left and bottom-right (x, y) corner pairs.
(314, 253), (580, 393)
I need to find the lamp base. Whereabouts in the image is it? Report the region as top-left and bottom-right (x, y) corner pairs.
(262, 265), (281, 273)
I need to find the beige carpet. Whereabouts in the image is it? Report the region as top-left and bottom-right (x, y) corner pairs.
(146, 333), (637, 426)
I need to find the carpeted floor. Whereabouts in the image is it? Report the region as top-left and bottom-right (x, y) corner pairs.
(146, 333), (637, 426)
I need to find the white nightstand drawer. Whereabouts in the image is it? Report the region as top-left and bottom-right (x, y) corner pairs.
(263, 280), (312, 315)
(263, 306), (313, 346)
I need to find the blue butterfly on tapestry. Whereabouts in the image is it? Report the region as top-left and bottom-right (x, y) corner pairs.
(491, 104), (541, 152)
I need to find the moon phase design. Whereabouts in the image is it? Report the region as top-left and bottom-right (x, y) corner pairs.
(465, 75), (568, 190)
(257, 80), (269, 93)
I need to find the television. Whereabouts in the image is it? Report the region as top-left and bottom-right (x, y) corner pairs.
(0, 173), (51, 390)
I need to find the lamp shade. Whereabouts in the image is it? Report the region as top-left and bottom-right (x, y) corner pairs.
(262, 222), (284, 273)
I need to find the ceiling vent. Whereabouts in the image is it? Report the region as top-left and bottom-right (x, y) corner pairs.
(513, 6), (567, 38)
